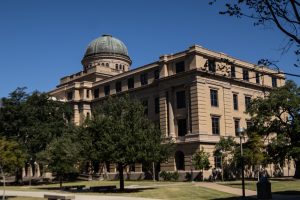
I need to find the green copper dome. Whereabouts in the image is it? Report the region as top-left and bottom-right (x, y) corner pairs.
(84, 34), (129, 57)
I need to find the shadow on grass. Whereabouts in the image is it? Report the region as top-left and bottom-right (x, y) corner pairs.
(36, 186), (156, 194)
(273, 190), (300, 195)
(0, 196), (17, 200)
(211, 196), (256, 200)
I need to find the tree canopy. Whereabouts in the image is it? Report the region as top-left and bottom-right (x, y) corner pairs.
(247, 80), (300, 178)
(82, 96), (173, 190)
(210, 0), (300, 67)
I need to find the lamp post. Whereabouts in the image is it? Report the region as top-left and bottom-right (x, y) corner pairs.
(237, 127), (245, 198)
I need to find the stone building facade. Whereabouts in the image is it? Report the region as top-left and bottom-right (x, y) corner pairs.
(50, 35), (293, 179)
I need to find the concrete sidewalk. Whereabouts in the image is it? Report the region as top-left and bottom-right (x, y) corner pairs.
(0, 190), (160, 200)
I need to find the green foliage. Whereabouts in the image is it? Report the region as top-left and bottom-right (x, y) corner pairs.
(0, 138), (26, 173)
(37, 126), (80, 187)
(0, 88), (73, 160)
(159, 171), (179, 181)
(246, 80), (300, 178)
(192, 147), (211, 171)
(81, 95), (173, 190)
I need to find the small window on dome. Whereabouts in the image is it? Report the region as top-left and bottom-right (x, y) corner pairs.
(116, 64), (118, 69)
(123, 65), (125, 70)
(101, 63), (104, 66)
(106, 63), (109, 67)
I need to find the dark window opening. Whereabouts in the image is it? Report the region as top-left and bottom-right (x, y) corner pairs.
(128, 77), (134, 89)
(116, 81), (122, 93)
(86, 90), (90, 98)
(140, 73), (148, 85)
(234, 119), (240, 136)
(272, 77), (277, 87)
(175, 61), (185, 73)
(210, 89), (218, 107)
(256, 72), (260, 84)
(155, 97), (160, 114)
(67, 91), (73, 100)
(177, 119), (187, 136)
(233, 94), (238, 110)
(175, 151), (185, 170)
(208, 60), (216, 72)
(104, 85), (110, 96)
(176, 90), (186, 109)
(245, 96), (251, 111)
(231, 66), (236, 78)
(212, 116), (220, 135)
(129, 163), (135, 172)
(154, 69), (159, 79)
(214, 156), (221, 168)
(93, 88), (99, 98)
(243, 69), (249, 81)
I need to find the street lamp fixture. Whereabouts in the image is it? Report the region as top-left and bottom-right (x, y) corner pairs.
(237, 127), (245, 198)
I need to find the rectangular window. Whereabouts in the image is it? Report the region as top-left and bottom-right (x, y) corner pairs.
(256, 72), (260, 84)
(233, 94), (238, 110)
(272, 77), (277, 87)
(210, 89), (218, 107)
(234, 119), (240, 136)
(154, 69), (159, 79)
(142, 100), (148, 115)
(176, 90), (186, 109)
(177, 119), (187, 136)
(246, 120), (252, 130)
(208, 60), (216, 72)
(86, 90), (90, 98)
(243, 69), (249, 81)
(231, 66), (236, 78)
(67, 91), (73, 100)
(128, 77), (134, 89)
(115, 81), (122, 93)
(140, 73), (148, 85)
(214, 156), (221, 168)
(175, 61), (185, 73)
(245, 96), (251, 111)
(211, 116), (220, 135)
(93, 88), (99, 98)
(104, 85), (110, 96)
(155, 97), (160, 114)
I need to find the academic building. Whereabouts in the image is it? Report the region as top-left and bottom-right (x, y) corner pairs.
(49, 35), (292, 179)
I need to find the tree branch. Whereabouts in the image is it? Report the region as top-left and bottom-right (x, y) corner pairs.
(265, 0), (300, 44)
(291, 0), (300, 22)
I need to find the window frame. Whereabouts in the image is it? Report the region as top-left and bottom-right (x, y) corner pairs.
(211, 116), (220, 135)
(210, 89), (218, 107)
(176, 90), (186, 109)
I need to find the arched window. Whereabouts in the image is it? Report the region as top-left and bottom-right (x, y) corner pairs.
(175, 151), (185, 170)
(86, 112), (90, 120)
(101, 63), (104, 66)
(116, 64), (118, 69)
(106, 63), (109, 67)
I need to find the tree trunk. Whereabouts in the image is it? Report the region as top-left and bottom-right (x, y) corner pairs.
(59, 175), (63, 189)
(294, 160), (300, 179)
(118, 164), (125, 191)
(0, 165), (6, 200)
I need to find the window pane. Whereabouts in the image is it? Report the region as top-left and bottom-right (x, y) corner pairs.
(210, 89), (218, 107)
(176, 61), (185, 73)
(212, 117), (220, 135)
(93, 88), (99, 98)
(116, 81), (122, 93)
(243, 69), (249, 81)
(231, 66), (236, 78)
(177, 119), (187, 136)
(104, 85), (110, 96)
(272, 77), (277, 87)
(176, 90), (186, 109)
(233, 94), (238, 110)
(140, 73), (148, 85)
(234, 119), (240, 136)
(256, 72), (260, 84)
(67, 91), (73, 100)
(245, 96), (251, 111)
(128, 78), (134, 89)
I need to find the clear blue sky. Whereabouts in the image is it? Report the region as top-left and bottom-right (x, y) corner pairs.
(0, 0), (299, 97)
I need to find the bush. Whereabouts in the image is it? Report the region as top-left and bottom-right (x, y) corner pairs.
(159, 171), (179, 181)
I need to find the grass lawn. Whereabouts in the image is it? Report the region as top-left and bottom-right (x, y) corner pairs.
(2, 180), (239, 200)
(221, 179), (300, 194)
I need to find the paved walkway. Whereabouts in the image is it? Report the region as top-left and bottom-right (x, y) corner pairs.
(0, 190), (159, 200)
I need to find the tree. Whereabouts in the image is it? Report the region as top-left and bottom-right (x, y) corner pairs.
(83, 96), (173, 191)
(37, 126), (81, 188)
(0, 88), (73, 181)
(247, 80), (300, 178)
(0, 138), (26, 200)
(210, 0), (300, 67)
(192, 147), (211, 181)
(214, 136), (237, 180)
